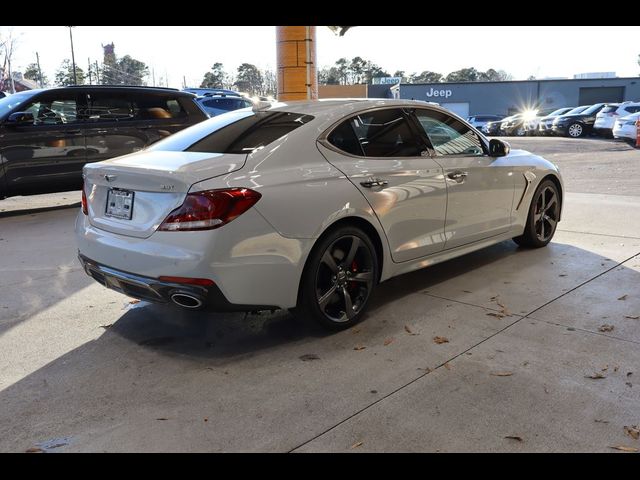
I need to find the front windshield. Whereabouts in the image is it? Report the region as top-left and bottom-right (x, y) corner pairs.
(548, 108), (571, 116)
(0, 91), (37, 119)
(565, 105), (589, 115)
(581, 104), (604, 115)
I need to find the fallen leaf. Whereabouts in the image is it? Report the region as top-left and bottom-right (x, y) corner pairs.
(433, 336), (449, 344)
(627, 372), (633, 377)
(299, 354), (320, 361)
(444, 362), (452, 370)
(594, 419), (609, 424)
(404, 325), (419, 335)
(351, 328), (361, 334)
(625, 315), (640, 320)
(417, 367), (432, 373)
(353, 346), (366, 351)
(504, 436), (523, 442)
(99, 324), (113, 329)
(490, 371), (514, 377)
(25, 447), (44, 453)
(129, 299), (141, 304)
(351, 441), (363, 449)
(618, 295), (628, 301)
(585, 373), (606, 379)
(486, 312), (505, 319)
(383, 337), (395, 346)
(598, 324), (615, 332)
(624, 425), (640, 440)
(609, 445), (638, 452)
(156, 418), (169, 421)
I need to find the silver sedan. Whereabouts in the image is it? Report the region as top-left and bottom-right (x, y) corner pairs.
(76, 99), (563, 329)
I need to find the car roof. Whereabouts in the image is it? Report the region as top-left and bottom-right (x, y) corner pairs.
(23, 86), (194, 96)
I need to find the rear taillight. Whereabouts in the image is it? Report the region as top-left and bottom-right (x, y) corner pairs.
(158, 188), (261, 232)
(158, 276), (215, 287)
(81, 185), (88, 215)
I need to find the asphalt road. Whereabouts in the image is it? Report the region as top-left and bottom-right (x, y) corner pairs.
(0, 137), (639, 452)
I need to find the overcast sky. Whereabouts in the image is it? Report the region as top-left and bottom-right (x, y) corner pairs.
(6, 26), (640, 87)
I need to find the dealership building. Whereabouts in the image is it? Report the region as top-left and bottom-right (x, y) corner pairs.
(368, 76), (640, 118)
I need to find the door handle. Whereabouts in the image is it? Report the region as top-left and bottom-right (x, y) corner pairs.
(360, 178), (389, 188)
(447, 171), (468, 182)
(66, 129), (82, 135)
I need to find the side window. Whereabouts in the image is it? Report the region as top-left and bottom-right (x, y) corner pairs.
(135, 94), (186, 120)
(414, 109), (485, 156)
(86, 94), (136, 121)
(22, 96), (79, 125)
(327, 119), (364, 156)
(350, 109), (425, 157)
(625, 106), (640, 114)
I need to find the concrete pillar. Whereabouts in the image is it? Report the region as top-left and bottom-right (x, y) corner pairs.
(276, 26), (317, 101)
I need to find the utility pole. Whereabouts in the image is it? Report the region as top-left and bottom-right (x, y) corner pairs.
(183, 75), (186, 89)
(36, 52), (44, 88)
(88, 58), (92, 84)
(67, 26), (78, 84)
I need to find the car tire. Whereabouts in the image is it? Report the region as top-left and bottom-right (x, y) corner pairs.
(513, 179), (561, 248)
(566, 122), (585, 138)
(515, 126), (526, 137)
(298, 225), (378, 330)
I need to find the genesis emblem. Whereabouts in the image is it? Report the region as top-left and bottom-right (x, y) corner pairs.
(104, 174), (117, 182)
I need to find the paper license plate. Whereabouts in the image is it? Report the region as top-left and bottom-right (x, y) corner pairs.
(105, 188), (134, 220)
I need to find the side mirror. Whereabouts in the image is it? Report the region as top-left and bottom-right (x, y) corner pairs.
(489, 138), (510, 157)
(6, 111), (34, 125)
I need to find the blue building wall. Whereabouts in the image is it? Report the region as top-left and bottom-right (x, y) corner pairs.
(371, 77), (640, 117)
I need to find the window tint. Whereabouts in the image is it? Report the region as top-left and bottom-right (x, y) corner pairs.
(186, 111), (314, 154)
(202, 97), (251, 111)
(22, 96), (79, 125)
(136, 94), (186, 119)
(327, 119), (364, 156)
(623, 106), (640, 114)
(582, 104), (605, 115)
(348, 109), (424, 157)
(600, 105), (620, 114)
(415, 109), (484, 156)
(86, 94), (137, 121)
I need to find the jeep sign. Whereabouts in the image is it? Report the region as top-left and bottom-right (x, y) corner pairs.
(425, 87), (452, 99)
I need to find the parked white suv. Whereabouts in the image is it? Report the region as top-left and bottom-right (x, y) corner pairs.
(612, 111), (639, 145)
(467, 114), (503, 131)
(594, 102), (640, 137)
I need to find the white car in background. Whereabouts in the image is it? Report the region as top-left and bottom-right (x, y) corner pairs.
(612, 111), (639, 145)
(76, 99), (563, 330)
(594, 102), (640, 137)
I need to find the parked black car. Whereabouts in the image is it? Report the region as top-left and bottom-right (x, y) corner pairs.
(0, 86), (208, 199)
(551, 103), (606, 138)
(483, 119), (504, 136)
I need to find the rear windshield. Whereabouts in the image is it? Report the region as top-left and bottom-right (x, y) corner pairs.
(148, 110), (314, 154)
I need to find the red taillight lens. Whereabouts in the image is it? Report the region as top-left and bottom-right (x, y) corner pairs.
(158, 188), (261, 232)
(81, 185), (88, 215)
(158, 276), (215, 287)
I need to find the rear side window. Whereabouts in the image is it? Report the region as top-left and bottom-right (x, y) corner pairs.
(600, 105), (620, 114)
(623, 105), (640, 114)
(136, 94), (187, 119)
(186, 111), (314, 154)
(86, 93), (137, 120)
(327, 120), (364, 156)
(21, 96), (79, 125)
(202, 98), (250, 111)
(328, 109), (425, 157)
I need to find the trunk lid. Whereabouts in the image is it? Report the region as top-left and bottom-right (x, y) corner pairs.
(84, 150), (247, 238)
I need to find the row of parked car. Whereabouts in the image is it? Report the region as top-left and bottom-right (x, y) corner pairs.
(468, 102), (640, 145)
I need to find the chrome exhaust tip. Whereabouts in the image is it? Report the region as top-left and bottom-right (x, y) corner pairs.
(170, 293), (204, 309)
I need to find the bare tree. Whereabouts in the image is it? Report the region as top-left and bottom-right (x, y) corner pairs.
(0, 29), (19, 93)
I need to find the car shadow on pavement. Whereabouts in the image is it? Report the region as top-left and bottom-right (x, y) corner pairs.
(107, 239), (526, 359)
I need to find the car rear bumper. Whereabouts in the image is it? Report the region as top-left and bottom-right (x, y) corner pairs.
(79, 253), (278, 312)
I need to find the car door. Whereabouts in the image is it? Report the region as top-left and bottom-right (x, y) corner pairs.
(0, 91), (86, 195)
(412, 108), (515, 250)
(317, 107), (448, 262)
(83, 91), (148, 165)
